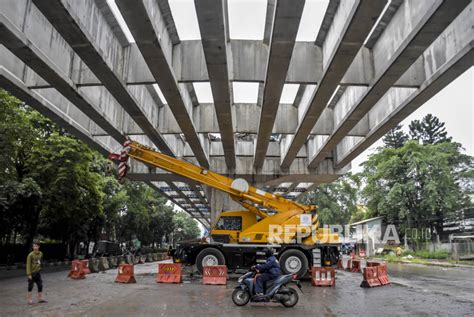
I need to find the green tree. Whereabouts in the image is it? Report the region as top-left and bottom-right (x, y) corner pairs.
(173, 211), (201, 241)
(303, 175), (360, 225)
(409, 114), (452, 144)
(31, 133), (104, 256)
(0, 90), (43, 246)
(383, 124), (408, 148)
(360, 141), (472, 245)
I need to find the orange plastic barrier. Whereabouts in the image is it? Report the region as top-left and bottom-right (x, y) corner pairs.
(156, 263), (182, 283)
(115, 264), (136, 283)
(350, 259), (361, 273)
(366, 261), (379, 267)
(311, 267), (336, 287)
(81, 260), (91, 274)
(361, 261), (390, 287)
(360, 266), (381, 287)
(377, 263), (391, 285)
(202, 265), (227, 285)
(68, 260), (86, 279)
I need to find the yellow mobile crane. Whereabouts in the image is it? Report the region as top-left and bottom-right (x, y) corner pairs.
(110, 140), (340, 277)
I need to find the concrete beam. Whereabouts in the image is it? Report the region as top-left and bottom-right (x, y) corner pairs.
(0, 66), (112, 156)
(167, 181), (206, 220)
(115, 0), (209, 168)
(94, 0), (130, 47)
(195, 0), (236, 169)
(280, 0), (386, 169)
(147, 182), (210, 228)
(156, 0), (180, 45)
(335, 4), (474, 168)
(308, 0), (470, 168)
(315, 0), (340, 46)
(254, 0), (305, 169)
(0, 12), (127, 145)
(32, 0), (174, 155)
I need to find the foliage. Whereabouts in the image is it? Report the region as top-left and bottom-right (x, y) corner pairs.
(173, 211), (201, 241)
(0, 90), (199, 255)
(360, 140), (473, 241)
(304, 174), (360, 225)
(383, 124), (408, 149)
(409, 114), (452, 145)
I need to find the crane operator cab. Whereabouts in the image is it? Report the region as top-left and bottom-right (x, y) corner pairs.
(211, 211), (259, 243)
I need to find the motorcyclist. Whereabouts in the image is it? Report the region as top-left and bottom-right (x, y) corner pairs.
(252, 248), (281, 296)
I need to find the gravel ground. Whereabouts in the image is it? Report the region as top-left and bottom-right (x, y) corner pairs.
(0, 261), (472, 316)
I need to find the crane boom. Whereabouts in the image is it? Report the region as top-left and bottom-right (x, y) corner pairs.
(115, 140), (315, 217)
(110, 140), (340, 276)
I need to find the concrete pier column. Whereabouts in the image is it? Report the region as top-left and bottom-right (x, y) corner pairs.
(204, 187), (244, 225)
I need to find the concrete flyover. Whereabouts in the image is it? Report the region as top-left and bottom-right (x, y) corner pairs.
(0, 0), (472, 227)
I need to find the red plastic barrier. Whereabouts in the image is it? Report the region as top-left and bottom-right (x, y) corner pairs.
(350, 259), (361, 273)
(202, 265), (227, 285)
(377, 264), (390, 285)
(81, 260), (91, 274)
(156, 263), (182, 283)
(366, 261), (380, 267)
(360, 266), (381, 288)
(311, 267), (336, 287)
(115, 264), (136, 283)
(68, 260), (86, 280)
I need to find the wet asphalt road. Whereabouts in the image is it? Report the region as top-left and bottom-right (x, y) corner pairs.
(0, 261), (472, 316)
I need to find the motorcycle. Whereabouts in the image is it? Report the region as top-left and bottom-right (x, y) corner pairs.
(231, 268), (302, 307)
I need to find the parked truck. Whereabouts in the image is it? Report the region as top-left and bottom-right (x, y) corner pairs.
(110, 140), (340, 277)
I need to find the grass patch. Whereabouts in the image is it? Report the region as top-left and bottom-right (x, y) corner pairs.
(412, 250), (449, 259)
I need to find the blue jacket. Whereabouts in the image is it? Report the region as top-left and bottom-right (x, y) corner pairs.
(256, 255), (282, 278)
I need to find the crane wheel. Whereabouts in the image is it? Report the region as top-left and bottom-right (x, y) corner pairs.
(279, 249), (309, 278)
(196, 248), (226, 274)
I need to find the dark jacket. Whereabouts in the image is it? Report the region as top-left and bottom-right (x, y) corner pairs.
(256, 255), (281, 278)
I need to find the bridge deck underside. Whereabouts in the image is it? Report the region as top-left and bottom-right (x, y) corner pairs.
(1, 0), (472, 227)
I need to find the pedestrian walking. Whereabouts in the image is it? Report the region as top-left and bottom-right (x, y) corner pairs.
(26, 241), (47, 305)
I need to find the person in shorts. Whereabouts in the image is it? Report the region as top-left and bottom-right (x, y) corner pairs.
(26, 241), (47, 305)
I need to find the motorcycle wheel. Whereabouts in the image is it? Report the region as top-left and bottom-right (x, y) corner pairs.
(281, 287), (299, 307)
(232, 288), (250, 306)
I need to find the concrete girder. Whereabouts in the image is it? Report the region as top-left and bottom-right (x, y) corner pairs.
(94, 0), (130, 47)
(254, 0), (305, 169)
(263, 0), (276, 45)
(308, 0), (471, 169)
(156, 0), (180, 46)
(127, 156), (348, 185)
(280, 0), (387, 169)
(0, 66), (112, 156)
(167, 181), (206, 220)
(120, 101), (366, 137)
(315, 0), (340, 46)
(32, 0), (174, 156)
(115, 0), (209, 168)
(195, 0), (236, 170)
(335, 4), (474, 169)
(25, 39), (325, 86)
(0, 12), (127, 145)
(147, 182), (210, 228)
